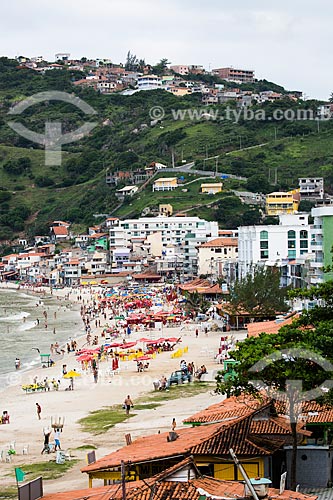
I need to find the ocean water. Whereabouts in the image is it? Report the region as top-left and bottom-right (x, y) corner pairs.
(0, 288), (83, 388)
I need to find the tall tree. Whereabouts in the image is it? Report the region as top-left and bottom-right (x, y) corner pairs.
(229, 265), (288, 316)
(152, 58), (170, 75)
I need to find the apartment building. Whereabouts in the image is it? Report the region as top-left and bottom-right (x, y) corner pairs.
(299, 177), (324, 200)
(108, 216), (219, 275)
(266, 189), (300, 216)
(309, 206), (333, 283)
(238, 214), (311, 281)
(137, 75), (162, 90)
(212, 67), (255, 83)
(169, 65), (189, 75)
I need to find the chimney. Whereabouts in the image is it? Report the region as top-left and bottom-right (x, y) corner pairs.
(167, 431), (178, 442)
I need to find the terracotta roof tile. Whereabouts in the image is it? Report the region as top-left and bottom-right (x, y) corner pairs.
(247, 313), (299, 337)
(52, 226), (68, 236)
(183, 395), (266, 424)
(199, 237), (238, 248)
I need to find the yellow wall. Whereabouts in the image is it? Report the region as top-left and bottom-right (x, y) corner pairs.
(214, 459), (264, 480)
(201, 184), (223, 194)
(87, 456), (265, 487)
(266, 189), (300, 215)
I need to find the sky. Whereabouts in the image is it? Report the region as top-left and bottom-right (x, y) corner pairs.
(1, 0), (332, 100)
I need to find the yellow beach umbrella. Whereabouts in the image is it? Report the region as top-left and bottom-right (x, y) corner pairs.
(63, 370), (81, 389)
(63, 370), (81, 378)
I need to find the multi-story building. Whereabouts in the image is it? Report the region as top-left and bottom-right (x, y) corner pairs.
(238, 214), (311, 282)
(309, 206), (333, 283)
(197, 237), (238, 278)
(212, 67), (255, 83)
(299, 178), (324, 200)
(108, 216), (219, 276)
(266, 189), (300, 216)
(137, 75), (162, 91)
(169, 65), (189, 75)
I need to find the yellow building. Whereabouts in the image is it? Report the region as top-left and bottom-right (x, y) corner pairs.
(265, 189), (300, 215)
(201, 182), (223, 194)
(153, 177), (178, 192)
(81, 398), (303, 488)
(159, 203), (173, 216)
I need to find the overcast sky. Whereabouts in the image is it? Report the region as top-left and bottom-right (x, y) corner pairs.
(1, 0), (332, 99)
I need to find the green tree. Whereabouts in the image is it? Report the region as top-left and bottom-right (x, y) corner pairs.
(152, 58), (170, 75)
(216, 319), (333, 490)
(246, 174), (272, 194)
(184, 291), (210, 317)
(229, 265), (288, 316)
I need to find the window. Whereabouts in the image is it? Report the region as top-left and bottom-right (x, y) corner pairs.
(260, 241), (268, 249)
(260, 231), (268, 240)
(261, 250), (269, 259)
(300, 240), (308, 249)
(300, 230), (308, 239)
(288, 230), (296, 252)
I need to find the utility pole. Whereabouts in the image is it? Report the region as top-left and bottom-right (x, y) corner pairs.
(121, 460), (126, 500)
(229, 449), (260, 500)
(171, 148), (175, 168)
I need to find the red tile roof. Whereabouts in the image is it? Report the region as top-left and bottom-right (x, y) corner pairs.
(199, 237), (238, 248)
(44, 457), (318, 500)
(82, 412), (281, 475)
(52, 226), (68, 236)
(183, 395), (266, 424)
(247, 313), (299, 337)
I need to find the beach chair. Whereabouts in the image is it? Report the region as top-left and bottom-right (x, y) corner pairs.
(5, 452), (12, 463)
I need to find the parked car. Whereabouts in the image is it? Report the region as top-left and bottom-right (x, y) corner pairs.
(167, 370), (192, 387)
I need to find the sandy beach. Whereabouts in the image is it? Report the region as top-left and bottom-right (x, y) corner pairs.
(0, 284), (246, 494)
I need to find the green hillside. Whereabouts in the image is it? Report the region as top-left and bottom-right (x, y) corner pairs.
(0, 56), (333, 248)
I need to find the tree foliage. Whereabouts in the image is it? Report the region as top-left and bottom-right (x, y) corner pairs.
(229, 265), (288, 316)
(184, 291), (210, 316)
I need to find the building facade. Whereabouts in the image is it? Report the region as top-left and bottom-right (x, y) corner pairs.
(238, 214), (311, 281)
(212, 67), (255, 83)
(266, 189), (300, 216)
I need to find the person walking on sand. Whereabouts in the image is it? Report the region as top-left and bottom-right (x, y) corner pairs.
(41, 427), (51, 454)
(54, 428), (61, 451)
(36, 403), (42, 420)
(172, 418), (177, 431)
(124, 395), (133, 416)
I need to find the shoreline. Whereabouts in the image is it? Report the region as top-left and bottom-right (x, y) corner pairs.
(0, 283), (85, 385)
(0, 282), (247, 495)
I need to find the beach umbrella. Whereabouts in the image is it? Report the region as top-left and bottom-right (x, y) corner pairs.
(64, 370), (81, 378)
(63, 370), (81, 388)
(135, 355), (152, 361)
(76, 354), (93, 362)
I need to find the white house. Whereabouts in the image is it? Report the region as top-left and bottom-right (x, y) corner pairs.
(137, 75), (162, 91)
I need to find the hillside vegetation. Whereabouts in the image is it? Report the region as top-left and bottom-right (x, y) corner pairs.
(0, 57), (332, 245)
